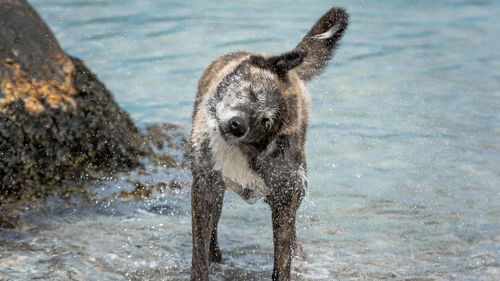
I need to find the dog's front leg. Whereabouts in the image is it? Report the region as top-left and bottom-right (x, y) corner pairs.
(191, 171), (225, 281)
(209, 187), (224, 263)
(270, 193), (301, 281)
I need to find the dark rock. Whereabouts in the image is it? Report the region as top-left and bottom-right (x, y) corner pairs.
(0, 0), (151, 227)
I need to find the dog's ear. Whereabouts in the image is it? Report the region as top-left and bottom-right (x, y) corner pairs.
(268, 51), (307, 73)
(250, 51), (307, 75)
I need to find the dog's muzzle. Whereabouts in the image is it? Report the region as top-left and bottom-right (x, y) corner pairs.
(221, 116), (248, 138)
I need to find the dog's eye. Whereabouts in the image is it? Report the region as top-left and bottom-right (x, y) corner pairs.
(261, 118), (271, 129)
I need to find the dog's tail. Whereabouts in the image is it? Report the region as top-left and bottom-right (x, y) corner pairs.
(292, 8), (349, 82)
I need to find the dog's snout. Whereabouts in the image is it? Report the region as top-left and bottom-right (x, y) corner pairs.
(230, 117), (243, 130)
(227, 116), (248, 137)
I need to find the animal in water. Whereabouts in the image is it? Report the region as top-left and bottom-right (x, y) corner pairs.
(189, 7), (349, 281)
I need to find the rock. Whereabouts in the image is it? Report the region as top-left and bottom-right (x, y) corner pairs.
(0, 0), (149, 225)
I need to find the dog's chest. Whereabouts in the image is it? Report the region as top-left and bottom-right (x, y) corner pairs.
(209, 134), (268, 203)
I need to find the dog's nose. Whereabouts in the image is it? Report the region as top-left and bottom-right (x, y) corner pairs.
(227, 117), (248, 137)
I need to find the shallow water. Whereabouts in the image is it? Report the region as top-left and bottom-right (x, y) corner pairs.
(1, 0), (499, 280)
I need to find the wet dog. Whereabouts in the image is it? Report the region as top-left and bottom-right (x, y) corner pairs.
(189, 7), (348, 280)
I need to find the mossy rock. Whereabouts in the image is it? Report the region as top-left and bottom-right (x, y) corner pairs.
(0, 0), (159, 227)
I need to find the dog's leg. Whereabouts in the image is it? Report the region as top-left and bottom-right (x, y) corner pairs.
(270, 192), (301, 281)
(191, 171), (225, 281)
(209, 188), (225, 262)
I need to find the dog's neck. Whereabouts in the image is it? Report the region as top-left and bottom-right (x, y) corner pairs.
(208, 127), (269, 202)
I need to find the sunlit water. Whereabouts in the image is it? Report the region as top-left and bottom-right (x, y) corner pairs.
(1, 0), (499, 280)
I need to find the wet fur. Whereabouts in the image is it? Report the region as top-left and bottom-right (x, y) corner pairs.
(189, 8), (348, 281)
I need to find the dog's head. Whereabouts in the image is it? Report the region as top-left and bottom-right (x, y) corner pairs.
(207, 51), (307, 149)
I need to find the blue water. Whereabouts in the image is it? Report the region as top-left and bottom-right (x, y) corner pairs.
(1, 0), (499, 280)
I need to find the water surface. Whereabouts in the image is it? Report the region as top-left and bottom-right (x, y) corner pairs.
(1, 0), (499, 280)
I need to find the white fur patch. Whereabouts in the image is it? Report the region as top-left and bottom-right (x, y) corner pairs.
(207, 123), (268, 202)
(310, 23), (341, 39)
(216, 104), (239, 125)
